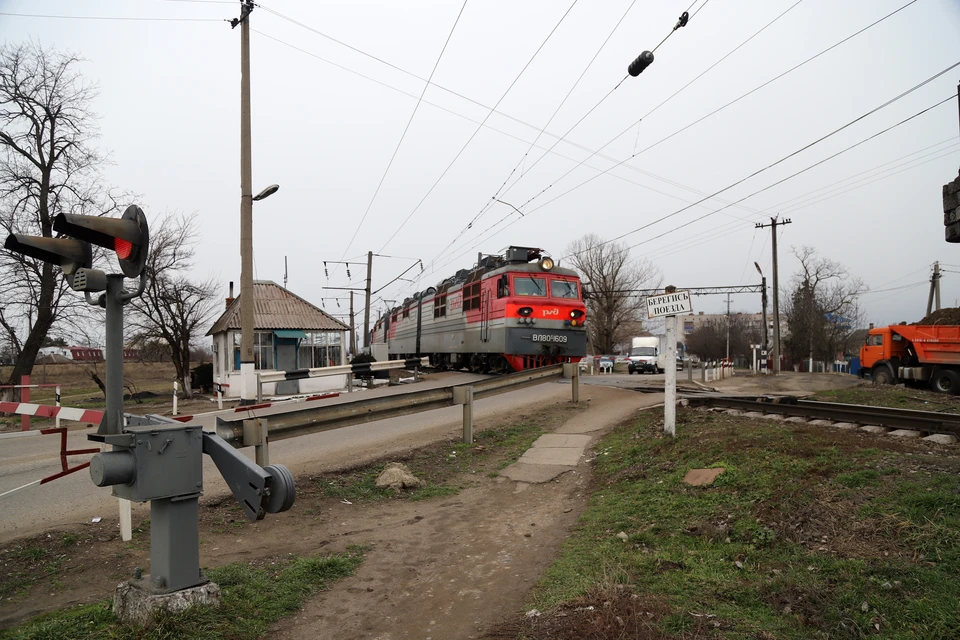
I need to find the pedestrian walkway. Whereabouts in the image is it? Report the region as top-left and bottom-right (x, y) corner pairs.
(500, 386), (664, 484)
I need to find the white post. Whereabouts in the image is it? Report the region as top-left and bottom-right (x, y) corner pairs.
(664, 315), (677, 437)
(752, 347), (757, 374)
(55, 385), (60, 430)
(216, 376), (223, 410)
(119, 498), (132, 541)
(172, 381), (178, 416)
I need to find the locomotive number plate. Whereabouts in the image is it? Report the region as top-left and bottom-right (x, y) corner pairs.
(532, 334), (567, 343)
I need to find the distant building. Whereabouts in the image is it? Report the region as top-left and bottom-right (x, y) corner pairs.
(678, 311), (788, 346)
(36, 346), (139, 363)
(206, 281), (350, 397)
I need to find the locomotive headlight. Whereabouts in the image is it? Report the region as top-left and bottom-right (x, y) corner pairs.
(570, 309), (584, 319)
(539, 257), (554, 271)
(518, 307), (533, 317)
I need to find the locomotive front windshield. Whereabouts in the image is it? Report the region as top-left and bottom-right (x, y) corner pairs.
(551, 280), (579, 299)
(514, 277), (546, 296)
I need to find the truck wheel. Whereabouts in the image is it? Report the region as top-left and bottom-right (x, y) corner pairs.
(872, 365), (894, 385)
(931, 370), (960, 395)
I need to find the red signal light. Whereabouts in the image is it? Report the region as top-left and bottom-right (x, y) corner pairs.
(114, 237), (133, 260)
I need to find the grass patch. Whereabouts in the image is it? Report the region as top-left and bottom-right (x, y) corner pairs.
(314, 403), (583, 504)
(814, 384), (960, 413)
(519, 408), (960, 639)
(0, 549), (364, 640)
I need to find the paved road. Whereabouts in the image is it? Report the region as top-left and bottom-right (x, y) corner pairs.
(0, 372), (574, 543)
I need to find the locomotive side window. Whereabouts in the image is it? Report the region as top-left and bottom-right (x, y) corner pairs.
(551, 280), (579, 299)
(434, 295), (447, 318)
(497, 274), (509, 298)
(403, 307), (410, 319)
(514, 277), (546, 297)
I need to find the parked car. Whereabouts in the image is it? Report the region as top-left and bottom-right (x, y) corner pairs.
(598, 356), (614, 373)
(614, 355), (629, 364)
(578, 356), (593, 372)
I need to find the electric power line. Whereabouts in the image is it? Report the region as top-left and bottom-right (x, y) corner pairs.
(336, 0), (470, 268)
(0, 11), (223, 22)
(372, 0), (582, 254)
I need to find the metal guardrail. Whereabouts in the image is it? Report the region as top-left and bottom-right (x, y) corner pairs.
(217, 363), (574, 447)
(256, 357), (430, 385)
(689, 395), (960, 436)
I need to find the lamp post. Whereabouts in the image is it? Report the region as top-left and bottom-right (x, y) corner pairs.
(239, 183), (278, 405)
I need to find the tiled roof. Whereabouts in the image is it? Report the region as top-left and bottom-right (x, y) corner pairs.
(206, 281), (350, 335)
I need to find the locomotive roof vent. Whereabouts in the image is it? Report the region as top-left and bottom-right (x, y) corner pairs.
(505, 246), (544, 263)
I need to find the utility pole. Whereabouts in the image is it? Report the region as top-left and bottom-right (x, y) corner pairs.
(725, 292), (731, 361)
(234, 0), (255, 404)
(363, 250), (373, 349)
(756, 217), (791, 374)
(349, 291), (357, 357)
(926, 261), (942, 317)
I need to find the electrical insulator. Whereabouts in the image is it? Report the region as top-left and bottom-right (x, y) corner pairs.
(346, 265), (352, 278)
(628, 51), (654, 77)
(674, 11), (689, 30)
(324, 262), (329, 278)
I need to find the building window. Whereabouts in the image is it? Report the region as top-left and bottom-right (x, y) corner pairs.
(299, 332), (343, 368)
(233, 331), (274, 370)
(434, 295), (447, 318)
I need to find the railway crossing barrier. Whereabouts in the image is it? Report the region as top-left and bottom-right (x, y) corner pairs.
(215, 362), (580, 454)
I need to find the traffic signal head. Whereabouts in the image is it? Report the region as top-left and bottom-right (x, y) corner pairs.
(53, 205), (150, 278)
(3, 234), (92, 280)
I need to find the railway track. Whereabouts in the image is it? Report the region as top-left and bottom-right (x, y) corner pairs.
(687, 395), (960, 438)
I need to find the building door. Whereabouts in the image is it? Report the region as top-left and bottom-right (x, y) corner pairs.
(275, 341), (299, 395)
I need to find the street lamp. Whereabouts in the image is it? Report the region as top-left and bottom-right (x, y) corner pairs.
(253, 184), (279, 202)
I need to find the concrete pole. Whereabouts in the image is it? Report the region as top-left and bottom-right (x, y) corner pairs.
(239, 1), (256, 405)
(725, 292), (731, 361)
(664, 315), (677, 437)
(934, 261), (941, 311)
(349, 291), (357, 357)
(760, 276), (768, 372)
(363, 251), (373, 350)
(771, 219), (782, 375)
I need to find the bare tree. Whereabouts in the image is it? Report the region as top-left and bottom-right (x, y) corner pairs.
(783, 246), (865, 365)
(566, 234), (661, 355)
(127, 213), (218, 398)
(0, 43), (118, 397)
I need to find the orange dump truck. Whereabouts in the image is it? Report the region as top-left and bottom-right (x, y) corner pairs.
(860, 324), (960, 394)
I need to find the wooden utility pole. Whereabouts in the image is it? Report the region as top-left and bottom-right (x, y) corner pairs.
(756, 217), (791, 374)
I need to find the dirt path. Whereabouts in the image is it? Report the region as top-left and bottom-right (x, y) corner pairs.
(271, 386), (658, 640)
(705, 371), (862, 395)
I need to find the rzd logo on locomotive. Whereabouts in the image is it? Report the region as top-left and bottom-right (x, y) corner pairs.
(541, 308), (559, 316)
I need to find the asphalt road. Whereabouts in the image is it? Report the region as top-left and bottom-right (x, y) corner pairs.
(0, 372), (574, 543)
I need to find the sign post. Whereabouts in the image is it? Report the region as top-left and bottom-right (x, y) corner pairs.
(647, 288), (693, 438)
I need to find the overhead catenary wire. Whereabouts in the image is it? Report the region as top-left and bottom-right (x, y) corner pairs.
(0, 11), (223, 22)
(373, 0), (581, 254)
(513, 0), (921, 214)
(336, 0), (469, 269)
(620, 92), (959, 253)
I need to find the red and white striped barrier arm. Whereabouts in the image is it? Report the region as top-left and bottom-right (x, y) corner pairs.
(0, 401), (103, 424)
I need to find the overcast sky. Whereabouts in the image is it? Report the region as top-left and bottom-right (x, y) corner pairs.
(2, 0), (959, 333)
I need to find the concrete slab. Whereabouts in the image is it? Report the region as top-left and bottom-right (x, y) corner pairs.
(532, 434), (592, 449)
(923, 433), (958, 445)
(808, 419), (835, 427)
(785, 417), (808, 424)
(519, 447), (584, 467)
(888, 429), (923, 438)
(831, 422), (859, 430)
(743, 412), (766, 418)
(860, 425), (889, 434)
(762, 414), (786, 422)
(499, 463), (574, 484)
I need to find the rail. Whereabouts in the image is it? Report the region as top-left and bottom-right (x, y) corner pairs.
(689, 395), (960, 436)
(217, 363), (578, 449)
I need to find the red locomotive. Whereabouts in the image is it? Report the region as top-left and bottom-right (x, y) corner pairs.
(371, 247), (587, 372)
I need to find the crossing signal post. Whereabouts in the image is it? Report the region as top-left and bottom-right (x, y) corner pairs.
(4, 204), (295, 623)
